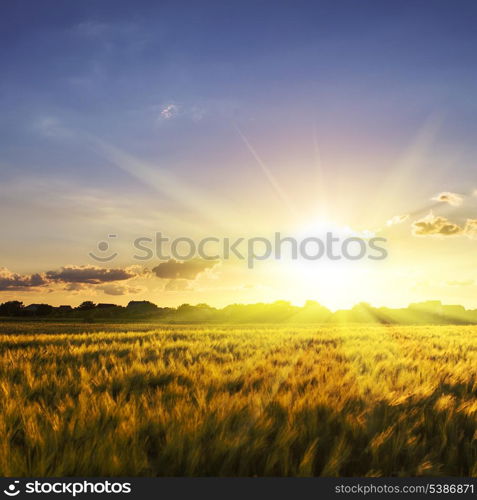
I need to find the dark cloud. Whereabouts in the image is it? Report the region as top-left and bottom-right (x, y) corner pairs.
(46, 266), (136, 284)
(0, 268), (47, 291)
(152, 259), (217, 280)
(0, 265), (140, 292)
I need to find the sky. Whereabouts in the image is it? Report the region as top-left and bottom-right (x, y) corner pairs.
(1, 0), (477, 309)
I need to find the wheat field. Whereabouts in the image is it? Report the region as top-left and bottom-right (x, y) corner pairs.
(0, 322), (476, 477)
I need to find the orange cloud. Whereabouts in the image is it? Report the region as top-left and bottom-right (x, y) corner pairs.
(412, 213), (463, 236)
(412, 214), (477, 238)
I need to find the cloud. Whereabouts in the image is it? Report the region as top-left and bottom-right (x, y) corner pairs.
(190, 106), (206, 122)
(100, 283), (143, 296)
(386, 214), (410, 226)
(72, 20), (150, 67)
(0, 265), (141, 292)
(446, 280), (474, 287)
(164, 279), (193, 292)
(46, 266), (137, 284)
(0, 268), (47, 291)
(152, 259), (218, 280)
(34, 116), (72, 139)
(412, 214), (477, 238)
(154, 103), (207, 123)
(65, 283), (87, 292)
(73, 20), (142, 42)
(464, 219), (477, 238)
(74, 21), (111, 38)
(412, 213), (463, 236)
(159, 104), (179, 120)
(431, 192), (463, 207)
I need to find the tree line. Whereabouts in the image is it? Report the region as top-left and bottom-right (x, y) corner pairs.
(0, 299), (476, 324)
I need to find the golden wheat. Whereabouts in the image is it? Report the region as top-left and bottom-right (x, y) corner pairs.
(0, 323), (476, 476)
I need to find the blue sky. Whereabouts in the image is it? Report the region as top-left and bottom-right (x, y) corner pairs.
(2, 0), (477, 185)
(1, 0), (477, 308)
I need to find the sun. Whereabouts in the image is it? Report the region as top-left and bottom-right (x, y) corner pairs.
(272, 218), (383, 310)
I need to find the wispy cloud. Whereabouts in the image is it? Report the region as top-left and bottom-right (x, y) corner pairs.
(164, 279), (193, 292)
(34, 116), (72, 139)
(159, 104), (180, 120)
(100, 283), (144, 296)
(431, 192), (463, 207)
(74, 20), (111, 38)
(155, 103), (206, 122)
(386, 214), (410, 226)
(72, 20), (145, 43)
(446, 280), (474, 287)
(465, 219), (477, 238)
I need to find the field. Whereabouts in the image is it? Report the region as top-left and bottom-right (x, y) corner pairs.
(0, 322), (476, 477)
